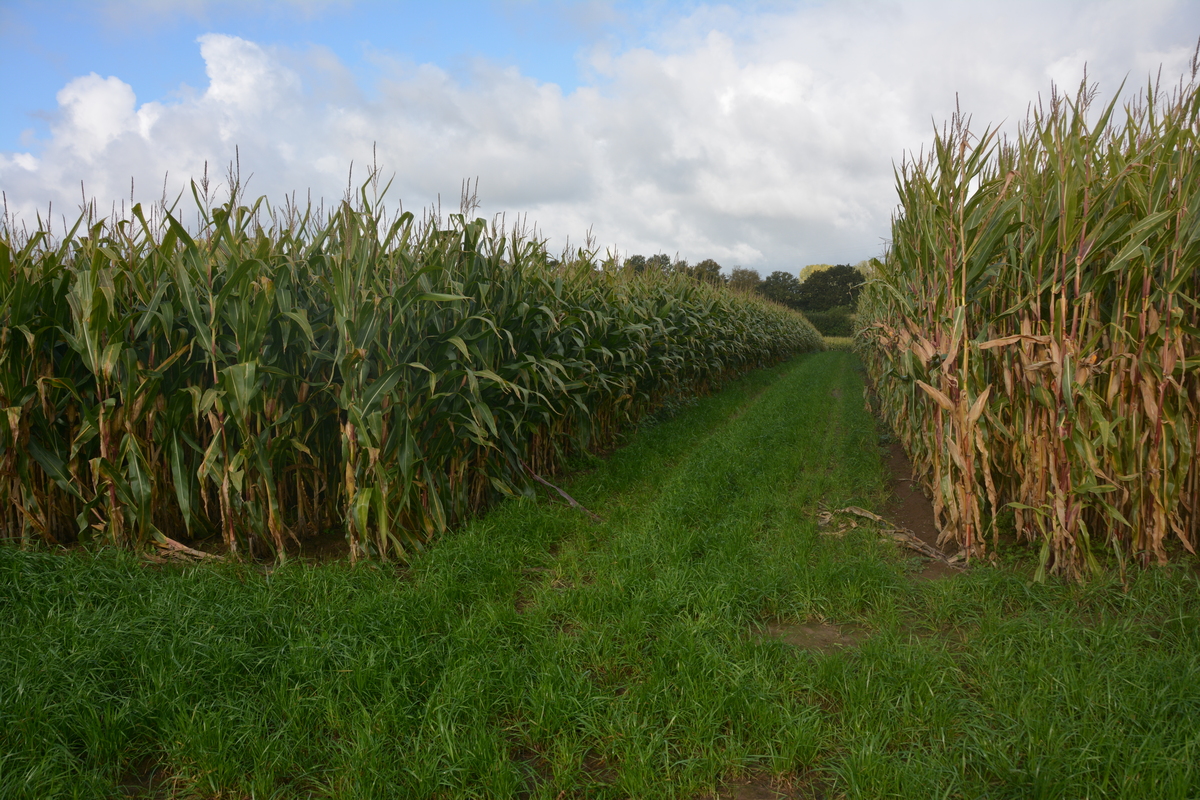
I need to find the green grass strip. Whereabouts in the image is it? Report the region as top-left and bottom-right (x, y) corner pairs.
(2, 352), (1199, 799)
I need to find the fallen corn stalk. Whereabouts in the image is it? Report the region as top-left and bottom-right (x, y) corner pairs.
(818, 505), (963, 568)
(521, 461), (603, 523)
(149, 535), (222, 563)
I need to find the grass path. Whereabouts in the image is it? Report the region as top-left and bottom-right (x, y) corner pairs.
(2, 352), (1199, 799)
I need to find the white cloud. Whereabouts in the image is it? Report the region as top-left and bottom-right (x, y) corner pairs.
(2, 1), (1198, 270)
(199, 33), (302, 114)
(55, 75), (139, 161)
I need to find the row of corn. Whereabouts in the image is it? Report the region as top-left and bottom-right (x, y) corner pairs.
(0, 191), (822, 560)
(857, 74), (1200, 579)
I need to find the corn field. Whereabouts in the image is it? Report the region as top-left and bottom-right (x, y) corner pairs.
(0, 187), (822, 561)
(857, 71), (1200, 580)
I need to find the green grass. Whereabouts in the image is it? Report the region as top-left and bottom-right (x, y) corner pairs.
(2, 351), (1199, 798)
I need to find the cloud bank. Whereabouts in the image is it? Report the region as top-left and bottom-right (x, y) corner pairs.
(2, 1), (1197, 270)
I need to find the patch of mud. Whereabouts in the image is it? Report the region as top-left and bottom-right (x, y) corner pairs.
(703, 782), (787, 800)
(513, 745), (618, 797)
(514, 591), (536, 614)
(883, 441), (959, 579)
(512, 743), (554, 798)
(295, 529), (352, 562)
(699, 770), (830, 800)
(915, 558), (960, 580)
(115, 757), (170, 798)
(581, 751), (619, 786)
(758, 620), (866, 653)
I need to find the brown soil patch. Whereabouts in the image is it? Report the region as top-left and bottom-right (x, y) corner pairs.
(883, 441), (958, 579)
(758, 620), (866, 653)
(512, 743), (554, 798)
(699, 770), (830, 800)
(115, 756), (170, 798)
(581, 751), (619, 786)
(706, 781), (788, 800)
(514, 592), (536, 614)
(514, 745), (618, 797)
(294, 528), (352, 562)
(914, 557), (959, 580)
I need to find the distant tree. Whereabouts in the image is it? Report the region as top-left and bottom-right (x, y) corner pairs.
(728, 267), (761, 293)
(758, 270), (803, 308)
(691, 258), (724, 285)
(797, 263), (838, 284)
(646, 253), (672, 274)
(624, 253), (729, 285)
(796, 264), (864, 311)
(853, 258), (879, 280)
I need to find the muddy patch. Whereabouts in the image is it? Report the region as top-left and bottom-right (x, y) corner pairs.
(295, 529), (352, 562)
(699, 770), (830, 800)
(514, 591), (537, 614)
(703, 781), (787, 800)
(581, 751), (619, 787)
(114, 757), (170, 798)
(913, 557), (960, 580)
(757, 620), (866, 653)
(883, 441), (959, 579)
(512, 743), (554, 798)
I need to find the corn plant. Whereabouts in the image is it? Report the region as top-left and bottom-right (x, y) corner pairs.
(0, 187), (822, 561)
(857, 71), (1200, 579)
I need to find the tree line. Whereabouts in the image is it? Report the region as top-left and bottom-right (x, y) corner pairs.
(621, 255), (868, 336)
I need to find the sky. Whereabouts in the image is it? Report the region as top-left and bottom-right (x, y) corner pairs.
(2, 0), (1198, 273)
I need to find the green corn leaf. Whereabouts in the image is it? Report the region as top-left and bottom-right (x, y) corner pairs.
(169, 435), (195, 535)
(221, 362), (260, 414)
(28, 437), (83, 500)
